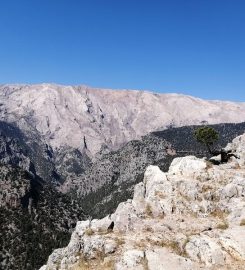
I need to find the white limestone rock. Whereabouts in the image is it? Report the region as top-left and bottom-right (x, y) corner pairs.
(143, 165), (173, 217)
(46, 248), (66, 270)
(40, 133), (245, 270)
(145, 248), (198, 270)
(168, 156), (208, 180)
(75, 220), (90, 237)
(175, 178), (200, 201)
(90, 215), (113, 232)
(104, 239), (117, 254)
(219, 237), (245, 261)
(219, 227), (245, 261)
(185, 235), (225, 266)
(116, 249), (145, 270)
(83, 235), (105, 259)
(220, 183), (240, 199)
(113, 200), (140, 232)
(226, 133), (245, 165)
(132, 182), (145, 215)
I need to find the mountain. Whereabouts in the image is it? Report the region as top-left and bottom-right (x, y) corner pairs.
(0, 164), (86, 270)
(0, 122), (245, 270)
(1, 120), (245, 269)
(1, 83), (245, 187)
(1, 83), (245, 157)
(1, 83), (245, 269)
(0, 127), (86, 270)
(40, 133), (245, 270)
(0, 121), (57, 183)
(73, 122), (245, 218)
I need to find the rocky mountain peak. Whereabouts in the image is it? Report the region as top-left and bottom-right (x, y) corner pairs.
(41, 133), (245, 270)
(1, 84), (245, 156)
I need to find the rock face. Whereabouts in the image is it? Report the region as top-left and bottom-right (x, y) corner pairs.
(0, 127), (86, 270)
(0, 162), (86, 270)
(1, 120), (245, 270)
(41, 133), (245, 270)
(77, 123), (245, 218)
(1, 83), (245, 156)
(0, 120), (59, 184)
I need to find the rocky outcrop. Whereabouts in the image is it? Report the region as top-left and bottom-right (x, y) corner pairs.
(76, 122), (245, 218)
(41, 133), (245, 270)
(0, 165), (31, 208)
(1, 120), (244, 270)
(0, 121), (58, 184)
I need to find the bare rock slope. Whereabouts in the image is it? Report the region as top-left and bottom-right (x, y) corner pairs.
(41, 133), (245, 270)
(1, 84), (245, 156)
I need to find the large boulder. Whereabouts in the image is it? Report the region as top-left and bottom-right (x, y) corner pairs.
(168, 156), (208, 180)
(185, 235), (225, 266)
(145, 248), (198, 270)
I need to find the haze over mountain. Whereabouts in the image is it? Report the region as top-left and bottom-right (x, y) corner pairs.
(1, 84), (245, 157)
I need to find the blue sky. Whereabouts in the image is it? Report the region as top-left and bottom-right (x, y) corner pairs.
(0, 0), (244, 101)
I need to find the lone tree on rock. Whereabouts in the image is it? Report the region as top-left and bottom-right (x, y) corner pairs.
(194, 126), (219, 154)
(194, 126), (238, 163)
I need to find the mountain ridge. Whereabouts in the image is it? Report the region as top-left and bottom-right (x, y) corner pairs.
(2, 83), (245, 102)
(1, 84), (245, 157)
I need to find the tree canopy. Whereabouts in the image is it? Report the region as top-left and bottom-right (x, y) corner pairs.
(194, 126), (219, 154)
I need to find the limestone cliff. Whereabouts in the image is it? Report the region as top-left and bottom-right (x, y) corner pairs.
(41, 134), (245, 270)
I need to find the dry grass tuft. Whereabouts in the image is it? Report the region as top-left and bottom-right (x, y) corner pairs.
(239, 219), (245, 226)
(155, 190), (166, 199)
(135, 240), (147, 250)
(210, 208), (227, 219)
(72, 255), (115, 270)
(114, 237), (125, 247)
(201, 184), (213, 193)
(85, 228), (94, 236)
(205, 160), (213, 169)
(145, 203), (153, 217)
(216, 222), (229, 230)
(152, 238), (189, 257)
(144, 226), (154, 233)
(71, 257), (90, 270)
(102, 257), (116, 270)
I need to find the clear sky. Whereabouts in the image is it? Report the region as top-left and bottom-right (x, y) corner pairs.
(0, 0), (244, 101)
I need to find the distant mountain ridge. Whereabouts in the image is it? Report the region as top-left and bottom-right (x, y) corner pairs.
(1, 83), (245, 157)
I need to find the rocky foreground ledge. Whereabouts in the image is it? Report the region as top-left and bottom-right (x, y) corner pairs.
(40, 134), (245, 270)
